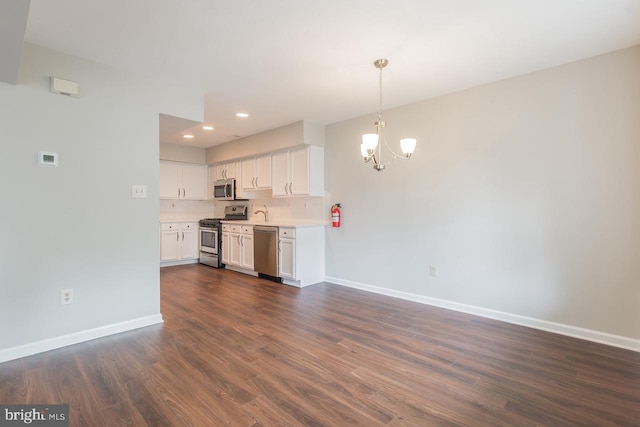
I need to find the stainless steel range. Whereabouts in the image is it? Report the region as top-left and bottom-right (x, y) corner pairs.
(198, 205), (247, 268)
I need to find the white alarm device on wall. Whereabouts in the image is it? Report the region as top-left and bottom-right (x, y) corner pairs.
(38, 151), (58, 167)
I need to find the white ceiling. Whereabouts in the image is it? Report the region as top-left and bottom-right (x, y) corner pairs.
(19, 0), (640, 148)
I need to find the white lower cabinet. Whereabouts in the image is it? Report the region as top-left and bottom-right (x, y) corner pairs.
(221, 226), (230, 264)
(222, 224), (254, 270)
(278, 225), (325, 287)
(278, 228), (296, 280)
(160, 222), (199, 265)
(240, 227), (254, 270)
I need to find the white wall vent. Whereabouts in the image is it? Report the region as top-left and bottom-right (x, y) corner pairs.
(50, 77), (79, 97)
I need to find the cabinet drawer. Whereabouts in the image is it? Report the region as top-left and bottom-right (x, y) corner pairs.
(241, 226), (253, 234)
(222, 224), (230, 231)
(279, 228), (295, 238)
(180, 223), (197, 230)
(161, 223), (179, 231)
(229, 224), (242, 233)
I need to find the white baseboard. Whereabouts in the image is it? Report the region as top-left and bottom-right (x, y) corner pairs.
(0, 314), (164, 364)
(324, 276), (640, 353)
(160, 259), (198, 267)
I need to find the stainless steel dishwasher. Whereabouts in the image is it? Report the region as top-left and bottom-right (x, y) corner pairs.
(253, 225), (279, 278)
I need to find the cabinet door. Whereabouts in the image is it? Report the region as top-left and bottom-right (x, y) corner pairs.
(181, 164), (206, 200)
(221, 231), (230, 264)
(160, 229), (180, 261)
(229, 232), (242, 266)
(241, 233), (254, 270)
(215, 165), (225, 181)
(241, 158), (256, 190)
(225, 162), (237, 179)
(271, 151), (289, 196)
(215, 162), (235, 180)
(181, 228), (199, 259)
(159, 162), (180, 199)
(255, 154), (271, 189)
(289, 147), (309, 195)
(279, 238), (295, 279)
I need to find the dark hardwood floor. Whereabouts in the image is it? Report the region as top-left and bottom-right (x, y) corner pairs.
(1, 264), (638, 426)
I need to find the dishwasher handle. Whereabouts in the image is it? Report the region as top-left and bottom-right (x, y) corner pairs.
(253, 225), (278, 233)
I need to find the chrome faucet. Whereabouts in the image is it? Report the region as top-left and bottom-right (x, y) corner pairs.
(254, 205), (269, 222)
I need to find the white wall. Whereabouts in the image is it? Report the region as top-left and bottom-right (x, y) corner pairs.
(325, 45), (640, 345)
(0, 44), (203, 360)
(159, 143), (207, 164)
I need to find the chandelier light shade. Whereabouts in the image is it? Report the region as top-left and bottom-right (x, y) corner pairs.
(361, 59), (416, 171)
(400, 138), (417, 157)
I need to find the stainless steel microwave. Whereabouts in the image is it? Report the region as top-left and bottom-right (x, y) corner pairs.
(213, 179), (236, 200)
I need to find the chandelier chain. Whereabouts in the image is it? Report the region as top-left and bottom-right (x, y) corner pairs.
(378, 64), (384, 123)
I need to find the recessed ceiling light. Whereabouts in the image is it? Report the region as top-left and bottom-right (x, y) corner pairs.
(202, 125), (214, 130)
(183, 134), (194, 139)
(236, 112), (249, 118)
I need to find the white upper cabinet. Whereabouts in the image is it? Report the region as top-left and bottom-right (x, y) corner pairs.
(180, 164), (207, 200)
(159, 162), (180, 199)
(242, 154), (272, 190)
(160, 161), (207, 200)
(272, 146), (324, 197)
(215, 161), (236, 180)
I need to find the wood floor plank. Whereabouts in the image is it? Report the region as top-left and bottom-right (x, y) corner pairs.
(1, 264), (638, 426)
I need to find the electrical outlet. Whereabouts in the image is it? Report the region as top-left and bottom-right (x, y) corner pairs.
(131, 184), (147, 198)
(61, 288), (74, 305)
(429, 265), (438, 277)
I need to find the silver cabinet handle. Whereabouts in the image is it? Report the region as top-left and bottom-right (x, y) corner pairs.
(182, 232), (184, 241)
(177, 188), (180, 198)
(176, 232), (179, 241)
(182, 188), (186, 198)
(255, 177), (259, 188)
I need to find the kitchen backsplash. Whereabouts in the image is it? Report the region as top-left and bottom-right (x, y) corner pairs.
(211, 196), (326, 222)
(160, 197), (327, 222)
(160, 199), (215, 220)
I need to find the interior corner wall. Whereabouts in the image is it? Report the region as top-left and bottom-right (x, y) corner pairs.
(0, 43), (203, 359)
(325, 45), (640, 342)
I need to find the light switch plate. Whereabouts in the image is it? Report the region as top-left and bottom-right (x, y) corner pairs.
(132, 185), (147, 198)
(61, 288), (73, 305)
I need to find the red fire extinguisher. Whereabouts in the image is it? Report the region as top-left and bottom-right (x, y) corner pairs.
(331, 203), (341, 227)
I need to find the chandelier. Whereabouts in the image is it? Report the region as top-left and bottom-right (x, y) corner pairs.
(360, 59), (416, 171)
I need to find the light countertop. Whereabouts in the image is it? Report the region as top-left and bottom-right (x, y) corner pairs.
(160, 218), (328, 228)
